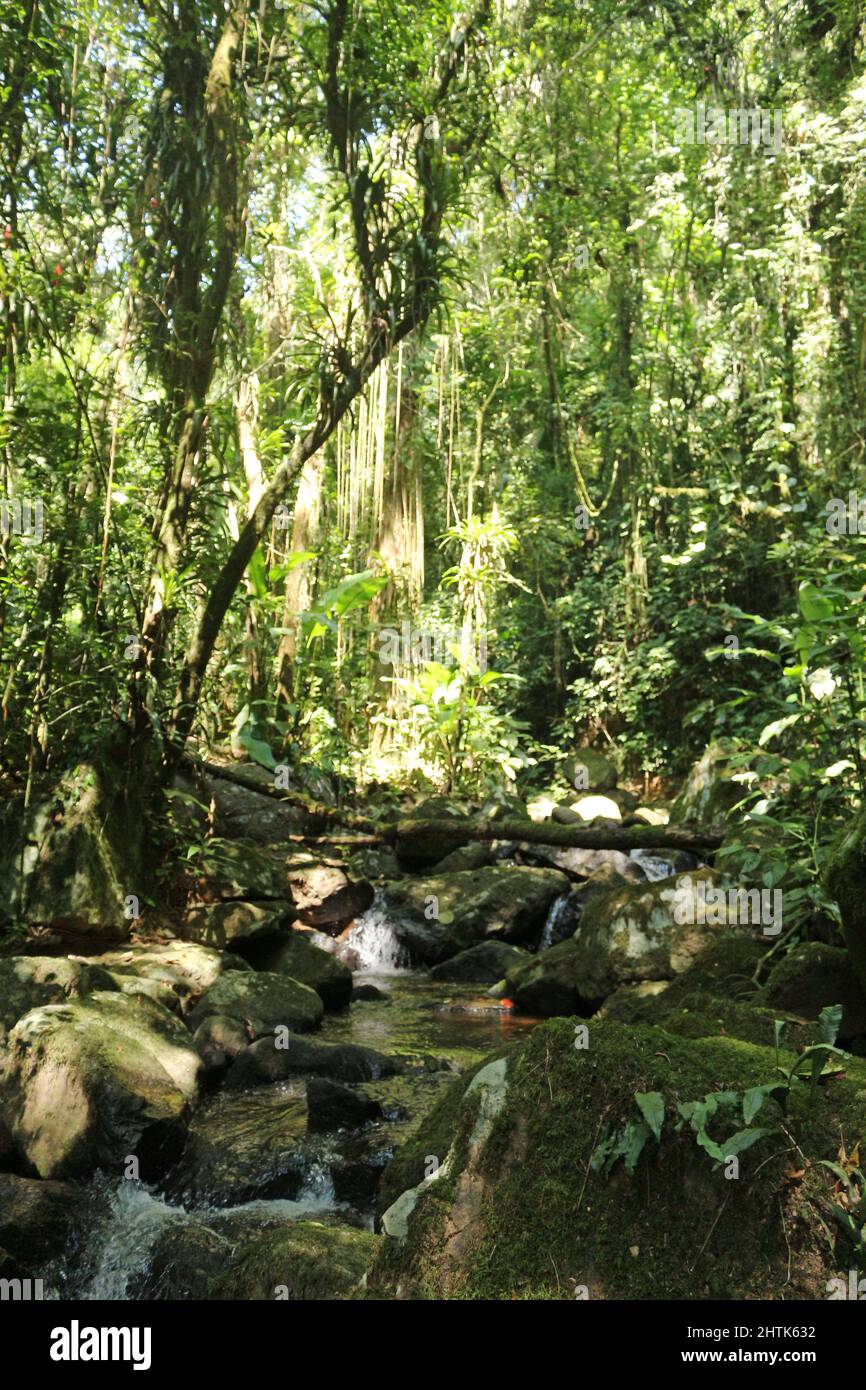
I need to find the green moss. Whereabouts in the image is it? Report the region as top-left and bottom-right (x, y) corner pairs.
(603, 987), (818, 1051)
(376, 1054), (499, 1215)
(368, 1017), (866, 1301)
(209, 1221), (380, 1300)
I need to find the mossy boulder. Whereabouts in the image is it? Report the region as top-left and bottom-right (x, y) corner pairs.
(0, 1173), (87, 1272)
(671, 741), (743, 825)
(76, 941), (250, 1012)
(567, 870), (755, 1001)
(180, 900), (296, 949)
(0, 956), (117, 1038)
(758, 942), (866, 1044)
(368, 1017), (866, 1300)
(234, 930), (353, 1009)
(186, 969), (324, 1037)
(429, 941), (530, 985)
(209, 1222), (380, 1300)
(601, 986), (818, 1052)
(386, 866), (569, 966)
(505, 938), (595, 1016)
(0, 992), (202, 1179)
(0, 762), (147, 938)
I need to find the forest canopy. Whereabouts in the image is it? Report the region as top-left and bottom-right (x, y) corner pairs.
(1, 0), (866, 928)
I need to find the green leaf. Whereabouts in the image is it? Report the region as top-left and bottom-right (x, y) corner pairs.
(634, 1091), (665, 1142)
(819, 1004), (843, 1047)
(797, 581), (833, 624)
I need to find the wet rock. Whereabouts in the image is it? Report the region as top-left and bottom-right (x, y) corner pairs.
(0, 1173), (87, 1271)
(180, 899), (295, 949)
(352, 984), (389, 1002)
(0, 992), (202, 1179)
(225, 1035), (399, 1088)
(234, 931), (353, 1010)
(208, 1222), (379, 1300)
(0, 957), (118, 1037)
(172, 1087), (309, 1204)
(187, 970), (323, 1037)
(130, 1221), (232, 1301)
(285, 853), (374, 930)
(192, 1014), (250, 1079)
(429, 941), (531, 985)
(306, 1077), (382, 1132)
(386, 866), (569, 966)
(505, 938), (598, 1016)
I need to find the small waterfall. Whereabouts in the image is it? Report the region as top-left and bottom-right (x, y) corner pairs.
(69, 1167), (345, 1299)
(342, 891), (411, 975)
(540, 893), (569, 951)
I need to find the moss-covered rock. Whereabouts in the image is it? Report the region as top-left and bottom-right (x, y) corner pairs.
(186, 969), (323, 1036)
(171, 1086), (310, 1204)
(0, 956), (117, 1037)
(429, 941), (530, 985)
(0, 991), (202, 1179)
(180, 900), (295, 949)
(209, 1221), (380, 1300)
(758, 942), (866, 1044)
(235, 930), (353, 1009)
(386, 866), (569, 966)
(0, 1173), (87, 1272)
(367, 1017), (866, 1300)
(567, 869), (753, 1001)
(76, 941), (250, 1011)
(671, 741), (743, 825)
(601, 986), (818, 1052)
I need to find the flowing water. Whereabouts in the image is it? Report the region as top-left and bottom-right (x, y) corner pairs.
(54, 961), (538, 1299)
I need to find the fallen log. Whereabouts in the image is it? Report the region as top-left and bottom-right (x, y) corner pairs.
(179, 755), (726, 862)
(391, 815), (725, 869)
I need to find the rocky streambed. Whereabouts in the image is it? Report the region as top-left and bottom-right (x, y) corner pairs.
(5, 754), (866, 1300)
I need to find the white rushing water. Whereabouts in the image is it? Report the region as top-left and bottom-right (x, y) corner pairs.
(70, 1167), (344, 1300)
(342, 890), (412, 974)
(539, 892), (570, 950)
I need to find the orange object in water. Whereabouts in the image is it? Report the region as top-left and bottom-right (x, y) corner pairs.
(500, 998), (514, 1010)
